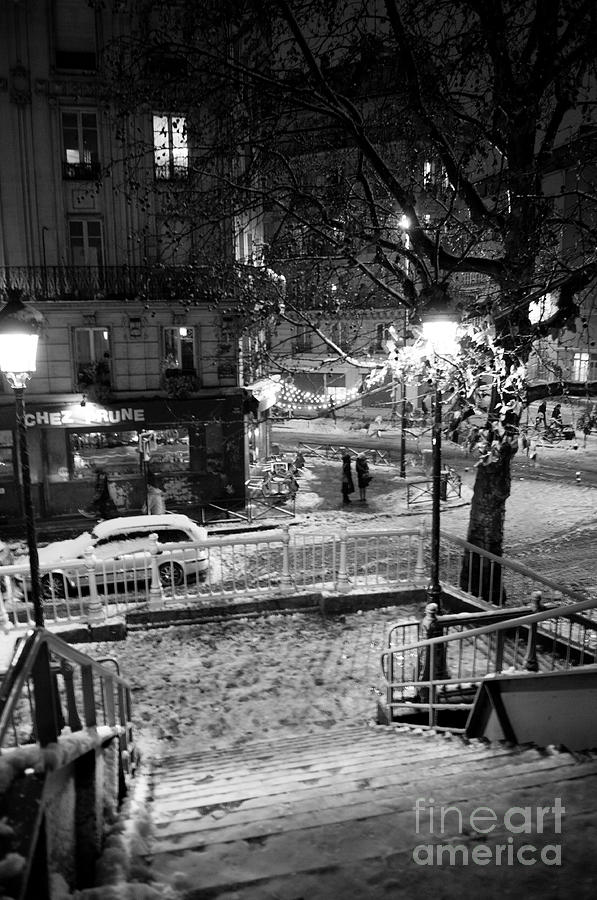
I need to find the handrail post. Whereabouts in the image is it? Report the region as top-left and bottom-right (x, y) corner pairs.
(524, 590), (542, 672)
(428, 644), (435, 727)
(387, 650), (394, 723)
(336, 525), (350, 593)
(84, 548), (105, 624)
(60, 660), (83, 732)
(280, 524), (292, 590)
(0, 578), (12, 633)
(148, 532), (164, 608)
(32, 641), (61, 746)
(414, 524), (427, 582)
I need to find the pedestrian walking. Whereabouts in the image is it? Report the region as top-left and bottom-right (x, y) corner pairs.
(355, 453), (372, 502)
(550, 403), (562, 428)
(79, 466), (118, 520)
(341, 454), (355, 506)
(536, 400), (547, 429)
(146, 466), (166, 514)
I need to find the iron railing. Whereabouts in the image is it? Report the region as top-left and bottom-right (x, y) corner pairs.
(0, 629), (135, 897)
(0, 263), (276, 304)
(0, 628), (133, 751)
(380, 594), (597, 730)
(0, 522), (592, 629)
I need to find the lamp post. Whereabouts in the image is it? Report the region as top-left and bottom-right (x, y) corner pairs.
(0, 294), (45, 628)
(421, 293), (458, 611)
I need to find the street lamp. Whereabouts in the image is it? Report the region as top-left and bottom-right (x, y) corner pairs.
(0, 294), (45, 628)
(421, 291), (458, 610)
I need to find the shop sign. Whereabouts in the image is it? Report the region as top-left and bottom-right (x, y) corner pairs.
(24, 406), (146, 428)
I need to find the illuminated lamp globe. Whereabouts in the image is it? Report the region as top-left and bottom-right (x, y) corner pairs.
(420, 290), (458, 356)
(0, 294), (45, 389)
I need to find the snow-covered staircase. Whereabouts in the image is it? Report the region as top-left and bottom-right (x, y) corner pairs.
(145, 724), (597, 898)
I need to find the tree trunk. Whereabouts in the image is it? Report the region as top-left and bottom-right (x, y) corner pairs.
(459, 441), (514, 604)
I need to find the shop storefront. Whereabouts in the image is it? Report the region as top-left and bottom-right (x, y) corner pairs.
(0, 393), (253, 524)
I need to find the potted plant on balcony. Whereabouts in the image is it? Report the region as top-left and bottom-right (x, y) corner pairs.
(77, 359), (113, 403)
(160, 357), (200, 399)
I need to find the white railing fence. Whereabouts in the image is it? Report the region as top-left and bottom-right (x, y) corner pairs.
(0, 524), (592, 630)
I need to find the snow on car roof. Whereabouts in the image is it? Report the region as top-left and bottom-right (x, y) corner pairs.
(92, 514), (201, 539)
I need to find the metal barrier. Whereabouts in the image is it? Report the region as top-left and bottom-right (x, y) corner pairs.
(0, 522), (592, 629)
(297, 442), (393, 465)
(380, 594), (597, 730)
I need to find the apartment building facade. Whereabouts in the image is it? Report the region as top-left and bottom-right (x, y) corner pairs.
(0, 1), (269, 525)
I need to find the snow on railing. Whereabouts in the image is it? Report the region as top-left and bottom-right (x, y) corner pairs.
(0, 523), (589, 631)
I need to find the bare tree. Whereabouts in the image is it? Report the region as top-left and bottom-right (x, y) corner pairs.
(104, 0), (597, 600)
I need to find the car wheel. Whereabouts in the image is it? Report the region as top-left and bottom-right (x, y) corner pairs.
(158, 562), (185, 588)
(41, 573), (67, 600)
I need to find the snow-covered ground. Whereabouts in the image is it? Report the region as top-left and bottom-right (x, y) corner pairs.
(3, 414), (597, 898)
(83, 416), (597, 760)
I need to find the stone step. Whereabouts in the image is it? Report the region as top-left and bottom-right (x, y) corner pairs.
(156, 723), (416, 769)
(150, 734), (475, 800)
(150, 776), (597, 895)
(150, 754), (590, 853)
(150, 742), (546, 816)
(146, 726), (597, 899)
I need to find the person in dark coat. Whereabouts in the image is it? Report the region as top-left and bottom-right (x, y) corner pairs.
(341, 454), (354, 505)
(80, 466), (118, 520)
(536, 400), (547, 429)
(550, 403), (562, 428)
(355, 453), (371, 502)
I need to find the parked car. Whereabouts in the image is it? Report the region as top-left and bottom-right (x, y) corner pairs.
(30, 514), (209, 598)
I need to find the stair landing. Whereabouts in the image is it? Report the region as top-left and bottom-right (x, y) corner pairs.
(144, 724), (597, 899)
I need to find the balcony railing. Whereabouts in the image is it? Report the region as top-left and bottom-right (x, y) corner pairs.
(0, 264), (275, 304)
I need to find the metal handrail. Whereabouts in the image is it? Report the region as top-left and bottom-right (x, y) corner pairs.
(441, 530), (591, 605)
(381, 594), (597, 729)
(0, 628), (133, 750)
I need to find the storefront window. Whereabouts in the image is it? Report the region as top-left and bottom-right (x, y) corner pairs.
(70, 430), (141, 478)
(142, 427), (190, 472)
(0, 430), (14, 477)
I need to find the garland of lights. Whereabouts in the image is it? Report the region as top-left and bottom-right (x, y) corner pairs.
(278, 382), (371, 410)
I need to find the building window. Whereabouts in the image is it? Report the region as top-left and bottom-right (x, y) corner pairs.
(164, 327), (196, 371)
(153, 114), (188, 180)
(293, 328), (312, 353)
(54, 0), (97, 70)
(331, 322), (350, 352)
(74, 327), (111, 392)
(62, 111), (100, 180)
(69, 220), (104, 267)
(0, 430), (15, 478)
(572, 351), (597, 382)
(326, 373), (346, 402)
(375, 323), (391, 351)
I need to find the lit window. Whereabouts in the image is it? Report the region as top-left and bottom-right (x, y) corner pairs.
(326, 373), (346, 402)
(74, 328), (111, 388)
(153, 114), (188, 180)
(62, 111), (100, 179)
(164, 327), (196, 371)
(573, 351), (589, 382)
